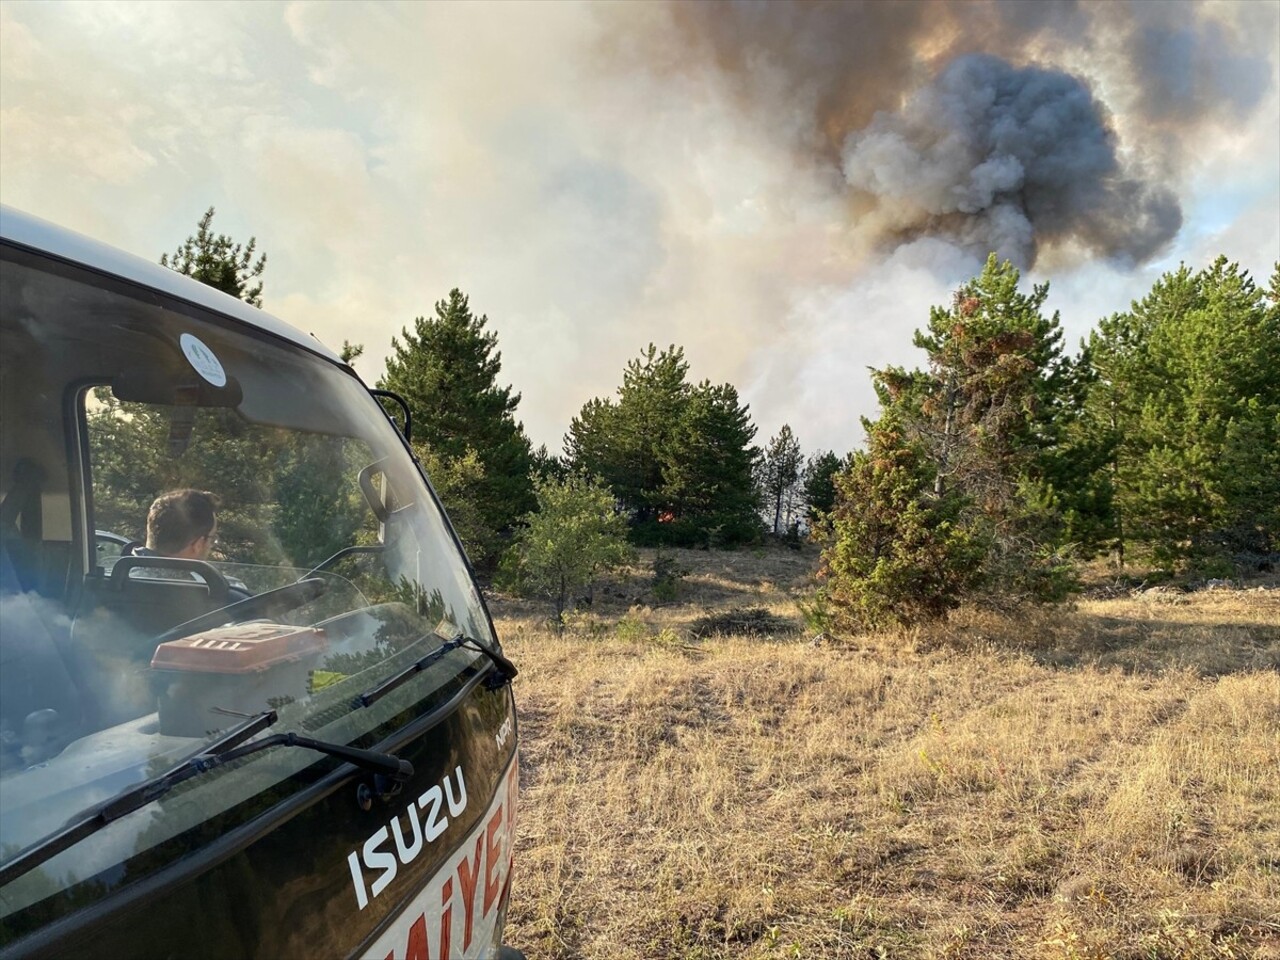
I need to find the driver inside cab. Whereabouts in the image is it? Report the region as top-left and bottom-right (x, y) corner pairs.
(139, 488), (219, 561)
(130, 489), (250, 600)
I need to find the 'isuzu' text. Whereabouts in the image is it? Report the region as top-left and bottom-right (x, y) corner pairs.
(348, 765), (468, 910)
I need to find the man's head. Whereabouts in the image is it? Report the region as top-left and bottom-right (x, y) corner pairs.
(146, 489), (219, 560)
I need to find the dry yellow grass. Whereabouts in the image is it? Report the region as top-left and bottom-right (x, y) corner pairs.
(492, 548), (1280, 959)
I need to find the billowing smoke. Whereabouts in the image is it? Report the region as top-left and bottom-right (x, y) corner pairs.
(646, 0), (1274, 268)
(841, 54), (1182, 267)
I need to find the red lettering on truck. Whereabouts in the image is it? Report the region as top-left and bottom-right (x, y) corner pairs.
(483, 805), (504, 915)
(364, 761), (518, 960)
(455, 835), (483, 951)
(404, 914), (429, 960)
(439, 878), (453, 960)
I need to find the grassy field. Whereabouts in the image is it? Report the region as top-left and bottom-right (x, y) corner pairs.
(491, 547), (1280, 959)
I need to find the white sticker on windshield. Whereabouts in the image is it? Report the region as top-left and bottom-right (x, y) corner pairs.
(180, 333), (227, 387)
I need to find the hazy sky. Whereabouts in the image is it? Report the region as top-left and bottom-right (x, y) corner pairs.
(2, 0), (1277, 457)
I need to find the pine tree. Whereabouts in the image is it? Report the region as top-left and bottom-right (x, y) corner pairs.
(567, 345), (761, 547)
(906, 255), (1068, 508)
(530, 444), (568, 483)
(897, 255), (1075, 601)
(379, 289), (534, 538)
(161, 207), (266, 306)
(1085, 258), (1280, 568)
(758, 424), (804, 535)
(662, 381), (762, 546)
(566, 344), (689, 522)
(413, 441), (491, 564)
(564, 398), (627, 509)
(1041, 343), (1117, 559)
(822, 255), (1078, 628)
(822, 419), (987, 629)
(802, 450), (844, 525)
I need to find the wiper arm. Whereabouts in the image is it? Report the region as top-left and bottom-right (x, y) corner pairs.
(464, 635), (519, 688)
(211, 730), (412, 782)
(0, 710), (275, 888)
(0, 710), (413, 888)
(355, 633), (517, 709)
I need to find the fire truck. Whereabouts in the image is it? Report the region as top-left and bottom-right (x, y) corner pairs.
(0, 206), (523, 959)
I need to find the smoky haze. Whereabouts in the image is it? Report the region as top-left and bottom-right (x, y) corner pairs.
(1, 1), (1274, 460)
(657, 0), (1272, 268)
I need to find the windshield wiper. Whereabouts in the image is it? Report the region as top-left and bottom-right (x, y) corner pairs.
(464, 635), (519, 688)
(0, 710), (413, 888)
(356, 633), (518, 709)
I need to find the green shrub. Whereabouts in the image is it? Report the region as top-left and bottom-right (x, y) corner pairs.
(502, 473), (633, 627)
(652, 548), (689, 603)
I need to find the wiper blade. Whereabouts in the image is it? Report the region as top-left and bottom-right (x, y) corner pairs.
(355, 633), (517, 709)
(0, 710), (275, 888)
(0, 710), (413, 888)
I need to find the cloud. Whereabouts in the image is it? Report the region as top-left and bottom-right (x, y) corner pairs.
(1, 105), (157, 186)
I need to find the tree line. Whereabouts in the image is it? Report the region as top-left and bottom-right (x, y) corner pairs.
(139, 208), (1278, 629)
(824, 254), (1278, 628)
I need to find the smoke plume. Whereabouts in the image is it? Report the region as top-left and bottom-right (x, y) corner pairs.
(647, 0), (1274, 268)
(841, 54), (1181, 267)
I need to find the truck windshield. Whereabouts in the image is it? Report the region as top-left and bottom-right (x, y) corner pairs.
(0, 247), (495, 922)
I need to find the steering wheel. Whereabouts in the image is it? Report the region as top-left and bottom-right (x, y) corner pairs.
(152, 577), (329, 646)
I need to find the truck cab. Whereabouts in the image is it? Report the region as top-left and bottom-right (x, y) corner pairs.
(0, 207), (521, 959)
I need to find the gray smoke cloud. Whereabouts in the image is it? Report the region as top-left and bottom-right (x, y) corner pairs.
(841, 54), (1182, 267)
(1117, 0), (1274, 127)
(648, 0), (1274, 268)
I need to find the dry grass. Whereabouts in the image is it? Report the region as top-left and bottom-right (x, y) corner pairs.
(492, 548), (1280, 959)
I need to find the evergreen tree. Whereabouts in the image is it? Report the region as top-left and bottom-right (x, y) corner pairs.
(379, 289), (534, 537)
(802, 450), (844, 525)
(1075, 270), (1193, 564)
(822, 255), (1077, 628)
(160, 207), (267, 306)
(900, 255), (1075, 601)
(564, 398), (627, 505)
(413, 441), (492, 565)
(1084, 258), (1280, 567)
(662, 381), (762, 546)
(566, 344), (689, 522)
(567, 345), (761, 547)
(530, 444), (568, 483)
(1040, 343), (1117, 558)
(822, 419), (987, 629)
(905, 255), (1068, 509)
(758, 424), (804, 535)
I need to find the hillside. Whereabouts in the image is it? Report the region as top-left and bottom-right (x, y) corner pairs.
(491, 547), (1280, 959)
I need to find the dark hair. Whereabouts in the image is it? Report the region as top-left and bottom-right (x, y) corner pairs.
(146, 489), (218, 554)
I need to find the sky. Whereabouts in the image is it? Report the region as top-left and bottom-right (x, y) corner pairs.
(2, 0), (1277, 458)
